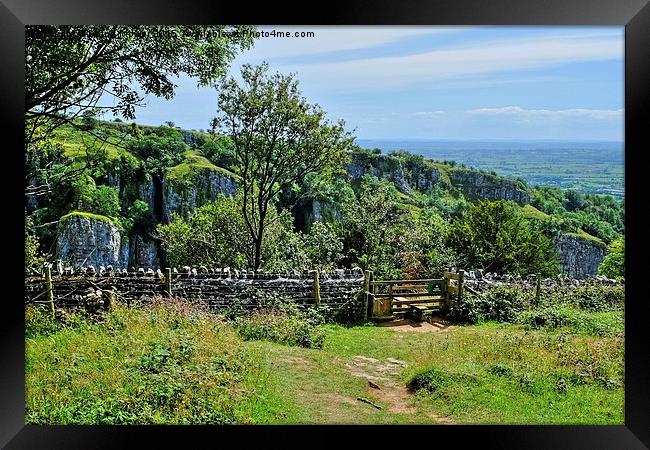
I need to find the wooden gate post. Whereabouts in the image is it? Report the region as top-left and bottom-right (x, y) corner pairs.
(313, 269), (321, 307)
(165, 268), (172, 297)
(363, 270), (372, 321)
(45, 265), (55, 319)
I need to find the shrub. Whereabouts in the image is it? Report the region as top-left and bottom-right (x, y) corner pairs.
(445, 286), (530, 324)
(25, 305), (92, 338)
(234, 311), (324, 349)
(226, 290), (326, 349)
(408, 367), (479, 395)
(518, 306), (623, 336)
(598, 239), (624, 279)
(569, 285), (625, 312)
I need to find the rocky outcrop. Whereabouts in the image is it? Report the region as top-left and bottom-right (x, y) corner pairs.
(300, 199), (342, 230)
(347, 154), (419, 195)
(347, 152), (530, 204)
(162, 168), (238, 222)
(554, 234), (607, 279)
(448, 169), (530, 205)
(56, 213), (129, 269)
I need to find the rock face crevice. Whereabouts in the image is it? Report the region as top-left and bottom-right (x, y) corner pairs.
(554, 234), (607, 279)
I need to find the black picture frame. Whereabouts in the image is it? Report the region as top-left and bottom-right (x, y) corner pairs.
(2, 0), (648, 447)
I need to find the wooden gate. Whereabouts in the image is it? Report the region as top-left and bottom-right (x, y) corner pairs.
(363, 270), (465, 320)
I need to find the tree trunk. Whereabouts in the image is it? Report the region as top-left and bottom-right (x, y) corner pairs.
(253, 236), (262, 271)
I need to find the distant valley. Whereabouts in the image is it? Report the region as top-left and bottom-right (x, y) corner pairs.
(357, 139), (624, 197)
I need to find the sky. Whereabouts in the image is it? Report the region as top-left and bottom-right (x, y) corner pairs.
(114, 26), (624, 141)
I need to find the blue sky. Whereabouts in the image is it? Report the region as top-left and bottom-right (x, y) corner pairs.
(116, 26), (624, 141)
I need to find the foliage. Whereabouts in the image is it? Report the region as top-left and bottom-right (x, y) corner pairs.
(156, 195), (310, 271)
(25, 25), (254, 145)
(337, 175), (406, 278)
(212, 62), (355, 269)
(447, 200), (559, 276)
(445, 287), (531, 324)
(598, 239), (624, 279)
(88, 186), (122, 219)
(25, 214), (48, 273)
(531, 187), (624, 244)
(129, 125), (188, 174)
(156, 195), (251, 269)
(445, 284), (624, 335)
(304, 221), (344, 271)
(225, 290), (325, 348)
(200, 134), (236, 166)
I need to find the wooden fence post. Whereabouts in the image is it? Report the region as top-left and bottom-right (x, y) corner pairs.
(313, 270), (321, 307)
(165, 268), (172, 298)
(45, 265), (55, 319)
(363, 270), (371, 321)
(458, 269), (465, 303)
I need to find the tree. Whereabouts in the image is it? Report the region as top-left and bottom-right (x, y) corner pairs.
(212, 63), (355, 269)
(25, 25), (254, 201)
(304, 221), (344, 270)
(156, 194), (309, 270)
(598, 238), (624, 279)
(447, 200), (559, 276)
(338, 175), (406, 277)
(26, 25), (254, 144)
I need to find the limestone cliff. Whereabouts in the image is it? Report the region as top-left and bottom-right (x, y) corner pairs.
(347, 151), (530, 204)
(162, 154), (239, 222)
(56, 212), (128, 268)
(448, 169), (530, 204)
(554, 233), (607, 279)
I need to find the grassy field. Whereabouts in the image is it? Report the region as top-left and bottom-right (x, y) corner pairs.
(25, 300), (624, 425)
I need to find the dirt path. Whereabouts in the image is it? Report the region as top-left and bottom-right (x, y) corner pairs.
(345, 355), (456, 424)
(376, 316), (456, 333)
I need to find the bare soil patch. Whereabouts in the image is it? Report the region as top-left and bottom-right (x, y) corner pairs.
(377, 316), (455, 333)
(345, 354), (456, 424)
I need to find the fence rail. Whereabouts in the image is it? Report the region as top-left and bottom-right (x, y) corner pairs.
(363, 269), (465, 320)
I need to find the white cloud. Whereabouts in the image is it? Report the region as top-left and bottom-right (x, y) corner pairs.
(468, 106), (623, 120)
(411, 111), (447, 119)
(276, 33), (622, 92)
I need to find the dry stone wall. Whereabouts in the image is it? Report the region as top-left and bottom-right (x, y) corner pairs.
(25, 267), (366, 318)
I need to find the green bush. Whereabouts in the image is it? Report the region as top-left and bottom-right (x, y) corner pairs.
(408, 367), (479, 395)
(518, 306), (623, 336)
(226, 290), (326, 348)
(446, 199), (559, 276)
(25, 305), (92, 338)
(445, 286), (530, 324)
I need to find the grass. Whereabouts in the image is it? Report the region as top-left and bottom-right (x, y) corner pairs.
(166, 150), (239, 183)
(402, 323), (623, 424)
(566, 230), (607, 246)
(522, 204), (551, 221)
(25, 300), (624, 425)
(53, 123), (138, 164)
(26, 300), (292, 424)
(60, 210), (118, 225)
